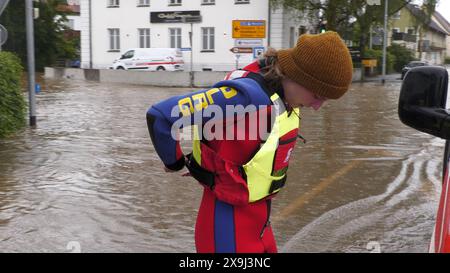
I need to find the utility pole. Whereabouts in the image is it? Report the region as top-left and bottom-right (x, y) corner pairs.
(189, 22), (193, 86)
(26, 0), (36, 127)
(182, 15), (202, 88)
(382, 0), (388, 84)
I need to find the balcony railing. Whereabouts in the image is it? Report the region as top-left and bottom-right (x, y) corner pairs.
(392, 32), (417, 43)
(431, 42), (446, 50)
(418, 40), (430, 52)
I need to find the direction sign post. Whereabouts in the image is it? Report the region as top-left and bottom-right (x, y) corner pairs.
(232, 20), (266, 39)
(234, 39), (263, 47)
(253, 47), (265, 59)
(235, 54), (241, 70)
(229, 47), (253, 54)
(182, 15), (202, 87)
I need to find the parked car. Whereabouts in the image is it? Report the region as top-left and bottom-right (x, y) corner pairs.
(398, 66), (450, 253)
(69, 60), (80, 68)
(111, 48), (184, 71)
(401, 61), (429, 80)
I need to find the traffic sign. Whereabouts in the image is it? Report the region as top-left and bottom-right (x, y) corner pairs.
(0, 24), (7, 46)
(0, 0), (10, 16)
(230, 47), (253, 54)
(234, 39), (263, 47)
(253, 47), (265, 59)
(182, 15), (202, 24)
(232, 20), (266, 39)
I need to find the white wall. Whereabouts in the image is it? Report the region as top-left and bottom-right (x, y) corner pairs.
(86, 0), (270, 71)
(67, 15), (82, 31)
(81, 0), (317, 71)
(270, 6), (318, 50)
(80, 0), (91, 69)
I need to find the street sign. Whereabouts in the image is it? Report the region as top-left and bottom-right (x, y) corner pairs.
(253, 47), (265, 59)
(232, 20), (266, 39)
(0, 0), (10, 16)
(0, 24), (7, 47)
(230, 47), (253, 54)
(180, 47), (192, 51)
(362, 59), (377, 67)
(234, 39), (263, 47)
(151, 11), (201, 23)
(182, 15), (202, 24)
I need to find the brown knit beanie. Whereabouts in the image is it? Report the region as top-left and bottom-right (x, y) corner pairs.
(277, 31), (353, 99)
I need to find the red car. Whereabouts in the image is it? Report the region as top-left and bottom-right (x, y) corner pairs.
(398, 66), (450, 252)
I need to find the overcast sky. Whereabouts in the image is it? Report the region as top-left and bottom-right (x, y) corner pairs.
(436, 0), (450, 23)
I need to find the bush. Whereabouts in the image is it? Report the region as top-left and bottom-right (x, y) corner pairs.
(0, 51), (26, 138)
(364, 48), (396, 74)
(445, 57), (450, 65)
(388, 44), (416, 72)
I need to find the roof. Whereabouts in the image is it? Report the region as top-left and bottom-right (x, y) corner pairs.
(405, 4), (448, 35)
(433, 11), (450, 34)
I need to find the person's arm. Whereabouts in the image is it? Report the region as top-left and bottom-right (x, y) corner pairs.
(146, 87), (250, 171)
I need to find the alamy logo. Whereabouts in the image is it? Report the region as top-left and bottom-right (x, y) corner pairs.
(170, 103), (281, 141)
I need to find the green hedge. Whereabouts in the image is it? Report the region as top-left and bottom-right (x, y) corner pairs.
(445, 57), (450, 65)
(364, 48), (396, 74)
(0, 51), (26, 138)
(388, 44), (416, 72)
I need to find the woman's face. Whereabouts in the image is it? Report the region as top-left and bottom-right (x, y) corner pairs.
(282, 78), (327, 110)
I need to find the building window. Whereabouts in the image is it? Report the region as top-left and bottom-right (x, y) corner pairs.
(107, 0), (120, 7)
(108, 28), (120, 51)
(406, 28), (415, 35)
(201, 27), (215, 51)
(393, 10), (401, 19)
(235, 0), (250, 4)
(138, 28), (151, 48)
(137, 0), (150, 7)
(169, 0), (181, 6)
(201, 0), (215, 5)
(66, 19), (75, 29)
(289, 27), (295, 48)
(299, 26), (307, 35)
(169, 28), (182, 48)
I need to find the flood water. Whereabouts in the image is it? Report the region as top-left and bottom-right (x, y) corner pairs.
(0, 76), (444, 252)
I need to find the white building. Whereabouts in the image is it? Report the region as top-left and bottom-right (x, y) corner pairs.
(80, 0), (317, 71)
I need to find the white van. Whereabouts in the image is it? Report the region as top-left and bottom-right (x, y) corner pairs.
(111, 48), (184, 71)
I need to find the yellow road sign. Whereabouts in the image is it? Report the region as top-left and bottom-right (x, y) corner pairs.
(232, 20), (266, 39)
(362, 59), (377, 67)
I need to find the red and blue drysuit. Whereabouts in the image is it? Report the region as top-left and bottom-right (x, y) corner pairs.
(146, 61), (279, 253)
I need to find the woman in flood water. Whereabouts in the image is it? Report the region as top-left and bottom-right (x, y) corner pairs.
(146, 31), (353, 253)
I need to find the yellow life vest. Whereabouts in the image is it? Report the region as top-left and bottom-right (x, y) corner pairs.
(243, 93), (300, 202)
(185, 75), (300, 205)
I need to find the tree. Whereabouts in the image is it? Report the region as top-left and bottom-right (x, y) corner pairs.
(388, 43), (416, 72)
(269, 0), (438, 63)
(0, 52), (26, 138)
(0, 0), (77, 71)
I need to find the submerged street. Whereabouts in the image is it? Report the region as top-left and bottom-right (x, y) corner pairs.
(0, 77), (444, 252)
